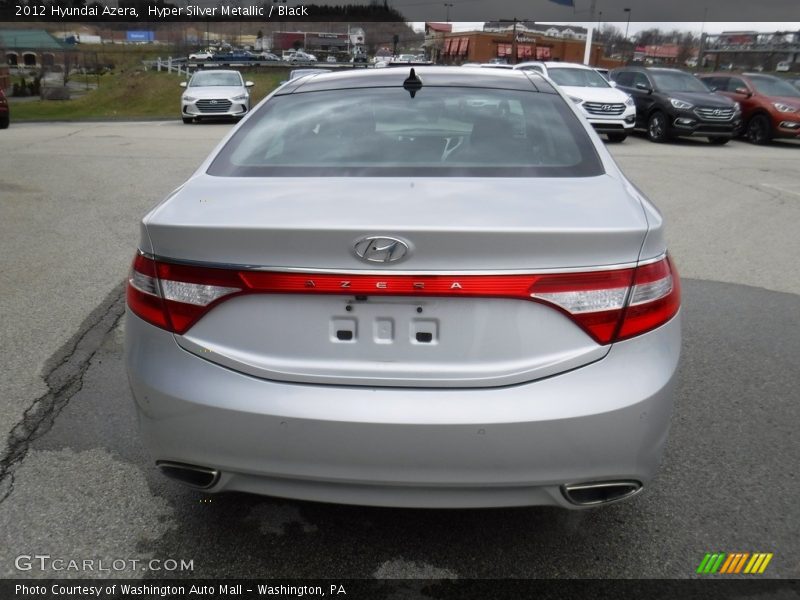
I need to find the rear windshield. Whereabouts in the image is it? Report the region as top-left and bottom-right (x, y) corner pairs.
(207, 86), (603, 177)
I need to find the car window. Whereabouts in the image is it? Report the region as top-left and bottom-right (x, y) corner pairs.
(632, 72), (652, 89)
(547, 68), (610, 88)
(190, 72), (242, 87)
(747, 75), (800, 97)
(726, 77), (748, 92)
(208, 87), (604, 178)
(649, 71), (708, 93)
(701, 76), (727, 91)
(612, 71), (633, 87)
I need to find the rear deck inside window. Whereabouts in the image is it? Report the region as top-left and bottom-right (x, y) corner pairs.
(208, 86), (603, 177)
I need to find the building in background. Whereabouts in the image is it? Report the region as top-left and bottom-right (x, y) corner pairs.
(1, 29), (64, 68)
(700, 30), (800, 71)
(424, 22), (452, 63)
(484, 22), (588, 41)
(271, 28), (366, 60)
(438, 29), (611, 66)
(633, 44), (698, 66)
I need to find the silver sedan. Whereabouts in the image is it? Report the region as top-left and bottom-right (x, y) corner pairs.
(128, 67), (681, 508)
(180, 70), (253, 124)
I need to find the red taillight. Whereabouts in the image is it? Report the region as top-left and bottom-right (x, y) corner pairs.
(127, 254), (243, 334)
(126, 253), (680, 342)
(616, 256), (681, 341)
(528, 255), (680, 344)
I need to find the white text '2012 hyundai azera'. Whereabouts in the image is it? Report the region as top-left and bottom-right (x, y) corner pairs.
(126, 67), (681, 509)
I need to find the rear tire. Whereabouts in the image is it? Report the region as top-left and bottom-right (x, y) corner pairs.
(0, 115), (8, 129)
(746, 114), (771, 145)
(647, 111), (669, 143)
(708, 137), (730, 145)
(606, 133), (627, 143)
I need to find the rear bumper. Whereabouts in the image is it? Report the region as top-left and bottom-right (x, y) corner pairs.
(125, 310), (681, 508)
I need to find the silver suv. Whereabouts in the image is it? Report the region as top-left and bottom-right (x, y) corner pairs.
(128, 68), (681, 508)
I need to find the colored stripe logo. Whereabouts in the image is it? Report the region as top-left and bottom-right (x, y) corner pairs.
(697, 553), (773, 574)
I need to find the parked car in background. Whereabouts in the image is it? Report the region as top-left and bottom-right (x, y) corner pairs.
(0, 88), (9, 129)
(326, 56), (338, 64)
(188, 50), (214, 61)
(127, 67), (681, 509)
(698, 72), (800, 144)
(255, 52), (280, 62)
(180, 70), (253, 124)
(288, 51), (317, 65)
(514, 62), (636, 142)
(212, 50), (256, 63)
(610, 66), (742, 144)
(776, 61), (791, 72)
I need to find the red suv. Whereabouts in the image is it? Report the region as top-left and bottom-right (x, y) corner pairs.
(699, 72), (800, 144)
(0, 88), (9, 129)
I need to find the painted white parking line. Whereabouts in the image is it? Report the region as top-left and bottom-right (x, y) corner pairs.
(762, 183), (800, 197)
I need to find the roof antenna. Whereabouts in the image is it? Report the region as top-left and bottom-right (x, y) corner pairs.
(403, 68), (423, 98)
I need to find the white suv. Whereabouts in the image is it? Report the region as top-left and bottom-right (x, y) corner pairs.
(515, 61), (636, 142)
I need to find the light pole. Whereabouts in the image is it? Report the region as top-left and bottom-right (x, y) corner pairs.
(623, 8), (632, 63)
(443, 3), (453, 23)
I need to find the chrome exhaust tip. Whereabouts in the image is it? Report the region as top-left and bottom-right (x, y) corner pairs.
(561, 480), (642, 506)
(156, 461), (220, 489)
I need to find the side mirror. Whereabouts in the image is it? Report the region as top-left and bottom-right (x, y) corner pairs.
(635, 82), (652, 93)
(180, 81), (187, 88)
(609, 81), (617, 88)
(245, 81), (254, 88)
(734, 87), (751, 97)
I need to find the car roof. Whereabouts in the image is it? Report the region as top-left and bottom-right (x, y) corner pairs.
(275, 66), (556, 95)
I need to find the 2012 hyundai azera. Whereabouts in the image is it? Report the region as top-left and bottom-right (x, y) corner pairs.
(126, 67), (681, 508)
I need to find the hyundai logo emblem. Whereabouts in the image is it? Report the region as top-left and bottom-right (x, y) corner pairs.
(210, 100), (218, 104)
(602, 104), (612, 111)
(353, 236), (410, 264)
(713, 109), (721, 115)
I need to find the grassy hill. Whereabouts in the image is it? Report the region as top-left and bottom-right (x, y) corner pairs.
(10, 68), (289, 121)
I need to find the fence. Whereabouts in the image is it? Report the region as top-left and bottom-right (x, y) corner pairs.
(142, 57), (189, 76)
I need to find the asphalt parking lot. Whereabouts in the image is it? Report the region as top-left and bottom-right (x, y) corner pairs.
(0, 122), (798, 580)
